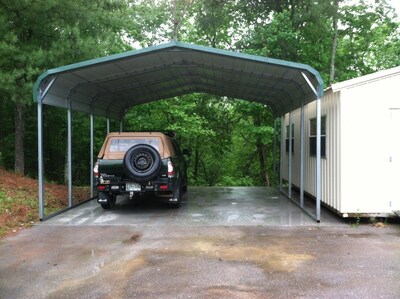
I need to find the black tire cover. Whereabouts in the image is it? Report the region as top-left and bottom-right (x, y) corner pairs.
(123, 144), (162, 182)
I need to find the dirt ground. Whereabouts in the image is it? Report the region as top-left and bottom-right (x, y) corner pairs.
(0, 168), (89, 238)
(1, 219), (399, 298)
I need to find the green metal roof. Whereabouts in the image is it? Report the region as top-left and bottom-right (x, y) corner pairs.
(33, 41), (324, 118)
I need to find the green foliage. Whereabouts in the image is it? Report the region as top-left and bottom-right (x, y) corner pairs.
(239, 10), (300, 60)
(128, 0), (171, 46)
(336, 1), (400, 80)
(187, 0), (237, 47)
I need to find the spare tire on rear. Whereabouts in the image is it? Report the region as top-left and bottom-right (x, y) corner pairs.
(123, 144), (162, 182)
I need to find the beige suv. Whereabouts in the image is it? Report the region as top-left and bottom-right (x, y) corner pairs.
(94, 132), (189, 209)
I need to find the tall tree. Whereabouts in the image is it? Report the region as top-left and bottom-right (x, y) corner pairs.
(0, 0), (132, 174)
(329, 0), (341, 85)
(171, 0), (193, 41)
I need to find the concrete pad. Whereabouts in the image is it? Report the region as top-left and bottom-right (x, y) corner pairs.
(1, 187), (399, 298)
(42, 187), (343, 227)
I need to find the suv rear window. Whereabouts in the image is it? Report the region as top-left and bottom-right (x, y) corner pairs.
(109, 138), (161, 153)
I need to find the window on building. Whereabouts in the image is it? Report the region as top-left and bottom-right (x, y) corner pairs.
(285, 124), (294, 154)
(309, 116), (326, 157)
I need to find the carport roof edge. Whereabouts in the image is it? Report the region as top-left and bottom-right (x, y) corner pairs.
(33, 41), (324, 118)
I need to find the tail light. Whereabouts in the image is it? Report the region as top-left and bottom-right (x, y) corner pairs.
(159, 184), (169, 190)
(93, 161), (99, 178)
(168, 160), (175, 178)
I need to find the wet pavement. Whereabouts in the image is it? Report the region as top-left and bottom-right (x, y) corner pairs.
(1, 187), (399, 298)
(42, 187), (341, 227)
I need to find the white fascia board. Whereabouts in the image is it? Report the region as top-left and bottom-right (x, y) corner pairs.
(331, 66), (400, 92)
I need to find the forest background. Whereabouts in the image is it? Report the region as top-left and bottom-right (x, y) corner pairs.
(0, 0), (399, 190)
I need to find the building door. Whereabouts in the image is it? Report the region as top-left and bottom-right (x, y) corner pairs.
(389, 109), (400, 212)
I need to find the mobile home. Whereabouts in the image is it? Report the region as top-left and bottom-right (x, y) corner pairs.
(282, 66), (400, 217)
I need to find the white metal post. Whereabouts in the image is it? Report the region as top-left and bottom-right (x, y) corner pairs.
(107, 118), (110, 134)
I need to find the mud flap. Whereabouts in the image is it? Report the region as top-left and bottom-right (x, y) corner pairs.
(169, 186), (182, 208)
(97, 191), (110, 203)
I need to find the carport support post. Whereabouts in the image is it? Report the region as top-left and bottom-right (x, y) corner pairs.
(316, 96), (322, 222)
(90, 112), (94, 198)
(279, 115), (284, 192)
(300, 100), (305, 208)
(67, 99), (73, 207)
(273, 118), (277, 186)
(301, 71), (322, 222)
(38, 100), (44, 220)
(288, 111), (293, 199)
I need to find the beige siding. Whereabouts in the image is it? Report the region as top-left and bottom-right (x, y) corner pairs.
(282, 66), (400, 216)
(282, 90), (342, 213)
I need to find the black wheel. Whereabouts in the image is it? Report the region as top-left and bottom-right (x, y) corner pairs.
(101, 202), (111, 210)
(123, 144), (162, 183)
(98, 192), (116, 210)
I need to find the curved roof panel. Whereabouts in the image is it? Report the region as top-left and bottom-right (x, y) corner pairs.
(33, 41), (324, 118)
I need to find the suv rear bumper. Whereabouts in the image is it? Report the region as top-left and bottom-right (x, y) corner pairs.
(96, 178), (178, 197)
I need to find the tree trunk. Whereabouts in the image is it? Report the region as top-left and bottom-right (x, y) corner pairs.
(172, 0), (178, 41)
(14, 101), (25, 174)
(194, 148), (200, 179)
(257, 143), (270, 187)
(171, 0), (192, 41)
(329, 0), (340, 85)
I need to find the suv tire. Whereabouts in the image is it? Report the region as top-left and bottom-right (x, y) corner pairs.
(123, 144), (162, 182)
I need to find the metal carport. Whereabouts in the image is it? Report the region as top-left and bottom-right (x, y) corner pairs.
(33, 41), (324, 221)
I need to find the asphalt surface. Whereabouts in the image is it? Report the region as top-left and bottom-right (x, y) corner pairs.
(1, 187), (399, 299)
